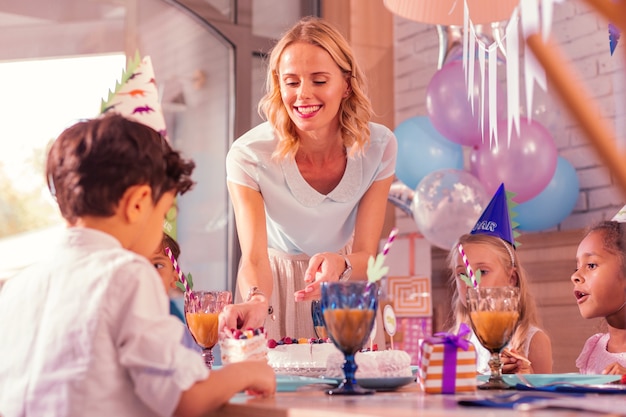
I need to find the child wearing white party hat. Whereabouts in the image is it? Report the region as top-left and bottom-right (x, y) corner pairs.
(574, 205), (626, 375)
(446, 183), (553, 374)
(0, 53), (275, 417)
(100, 51), (168, 137)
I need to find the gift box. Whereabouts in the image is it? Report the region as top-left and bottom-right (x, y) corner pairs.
(417, 323), (477, 394)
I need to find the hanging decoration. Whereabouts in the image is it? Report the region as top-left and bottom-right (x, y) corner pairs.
(387, 0), (568, 148)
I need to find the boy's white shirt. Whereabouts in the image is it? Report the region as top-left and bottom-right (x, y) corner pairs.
(0, 227), (208, 417)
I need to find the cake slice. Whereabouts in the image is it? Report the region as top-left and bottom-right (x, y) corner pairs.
(219, 328), (268, 364)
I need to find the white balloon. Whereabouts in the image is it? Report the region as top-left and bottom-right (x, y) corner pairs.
(411, 169), (490, 250)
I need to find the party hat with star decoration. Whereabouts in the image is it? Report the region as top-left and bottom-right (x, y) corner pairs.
(470, 183), (520, 248)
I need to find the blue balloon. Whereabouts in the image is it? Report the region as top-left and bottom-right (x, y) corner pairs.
(393, 116), (464, 190)
(516, 157), (579, 231)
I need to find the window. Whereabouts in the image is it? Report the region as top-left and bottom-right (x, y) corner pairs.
(0, 53), (125, 279)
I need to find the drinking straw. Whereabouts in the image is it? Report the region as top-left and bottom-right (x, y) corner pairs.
(367, 227), (399, 283)
(382, 227), (399, 257)
(370, 320), (377, 351)
(457, 243), (478, 288)
(165, 246), (193, 299)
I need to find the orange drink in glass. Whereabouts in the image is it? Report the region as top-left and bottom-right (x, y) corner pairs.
(184, 290), (232, 368)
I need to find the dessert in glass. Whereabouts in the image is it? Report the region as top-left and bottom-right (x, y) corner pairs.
(466, 286), (520, 389)
(321, 281), (378, 395)
(184, 290), (232, 368)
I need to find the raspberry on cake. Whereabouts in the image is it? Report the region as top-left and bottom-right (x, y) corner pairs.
(219, 327), (268, 364)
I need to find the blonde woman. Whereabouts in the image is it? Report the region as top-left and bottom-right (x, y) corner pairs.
(222, 17), (397, 340)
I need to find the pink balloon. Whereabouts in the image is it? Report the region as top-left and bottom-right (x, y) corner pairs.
(473, 117), (558, 203)
(426, 61), (505, 147)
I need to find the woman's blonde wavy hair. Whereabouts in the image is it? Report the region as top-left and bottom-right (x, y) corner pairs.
(258, 16), (373, 159)
(446, 233), (542, 353)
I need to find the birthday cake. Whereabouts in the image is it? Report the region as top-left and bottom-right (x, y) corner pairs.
(267, 337), (339, 375)
(219, 328), (268, 364)
(325, 350), (413, 379)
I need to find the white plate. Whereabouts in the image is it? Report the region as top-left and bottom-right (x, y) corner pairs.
(477, 373), (621, 387)
(357, 376), (415, 390)
(322, 375), (415, 391)
(276, 375), (336, 392)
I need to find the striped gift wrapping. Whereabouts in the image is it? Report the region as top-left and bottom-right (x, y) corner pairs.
(417, 342), (477, 394)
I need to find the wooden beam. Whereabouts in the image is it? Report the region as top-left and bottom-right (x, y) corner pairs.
(526, 32), (626, 198)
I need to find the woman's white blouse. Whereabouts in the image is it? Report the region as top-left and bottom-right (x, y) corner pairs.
(226, 121), (397, 255)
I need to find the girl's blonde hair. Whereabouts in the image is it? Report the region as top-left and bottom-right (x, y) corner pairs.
(446, 233), (541, 352)
(258, 16), (373, 159)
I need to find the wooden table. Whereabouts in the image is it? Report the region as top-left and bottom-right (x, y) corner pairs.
(209, 382), (607, 417)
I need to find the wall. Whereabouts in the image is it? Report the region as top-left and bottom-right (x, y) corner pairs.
(392, 0), (626, 230)
(389, 1), (626, 371)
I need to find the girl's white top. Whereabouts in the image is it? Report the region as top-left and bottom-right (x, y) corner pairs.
(470, 325), (540, 374)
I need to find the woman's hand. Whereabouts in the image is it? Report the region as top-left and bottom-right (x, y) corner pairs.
(501, 348), (532, 374)
(602, 362), (626, 375)
(294, 252), (345, 302)
(220, 299), (268, 331)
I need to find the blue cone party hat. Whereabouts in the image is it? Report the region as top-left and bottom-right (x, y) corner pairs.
(470, 183), (519, 247)
(611, 204), (626, 223)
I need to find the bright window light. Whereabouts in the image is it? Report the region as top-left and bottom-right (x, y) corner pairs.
(0, 53), (126, 280)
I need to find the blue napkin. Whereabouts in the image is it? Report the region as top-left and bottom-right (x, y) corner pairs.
(458, 391), (584, 409)
(514, 383), (626, 394)
(459, 392), (626, 413)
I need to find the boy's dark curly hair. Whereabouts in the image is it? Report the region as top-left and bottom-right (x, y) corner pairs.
(46, 113), (195, 224)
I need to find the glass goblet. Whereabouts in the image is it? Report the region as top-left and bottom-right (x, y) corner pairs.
(466, 286), (520, 390)
(311, 300), (328, 339)
(321, 281), (378, 395)
(184, 290), (232, 368)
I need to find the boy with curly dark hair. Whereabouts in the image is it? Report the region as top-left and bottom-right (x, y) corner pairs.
(0, 114), (274, 417)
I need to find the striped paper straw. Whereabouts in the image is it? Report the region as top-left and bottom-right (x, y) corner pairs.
(165, 246), (193, 299)
(457, 243), (477, 288)
(382, 227), (399, 257)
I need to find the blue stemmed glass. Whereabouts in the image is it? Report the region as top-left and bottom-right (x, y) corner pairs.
(321, 281), (378, 395)
(311, 300), (327, 339)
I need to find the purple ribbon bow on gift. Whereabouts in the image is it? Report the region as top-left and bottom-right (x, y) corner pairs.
(428, 323), (472, 351)
(425, 323), (472, 393)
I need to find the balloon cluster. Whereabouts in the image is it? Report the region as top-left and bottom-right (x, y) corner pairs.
(389, 59), (579, 249)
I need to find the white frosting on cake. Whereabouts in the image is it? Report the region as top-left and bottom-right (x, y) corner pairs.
(326, 350), (413, 378)
(267, 343), (340, 374)
(220, 334), (268, 364)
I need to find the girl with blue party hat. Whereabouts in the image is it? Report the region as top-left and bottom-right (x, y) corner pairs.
(446, 183), (553, 374)
(574, 205), (626, 375)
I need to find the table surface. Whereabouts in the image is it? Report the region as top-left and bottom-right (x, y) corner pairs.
(208, 381), (613, 417)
